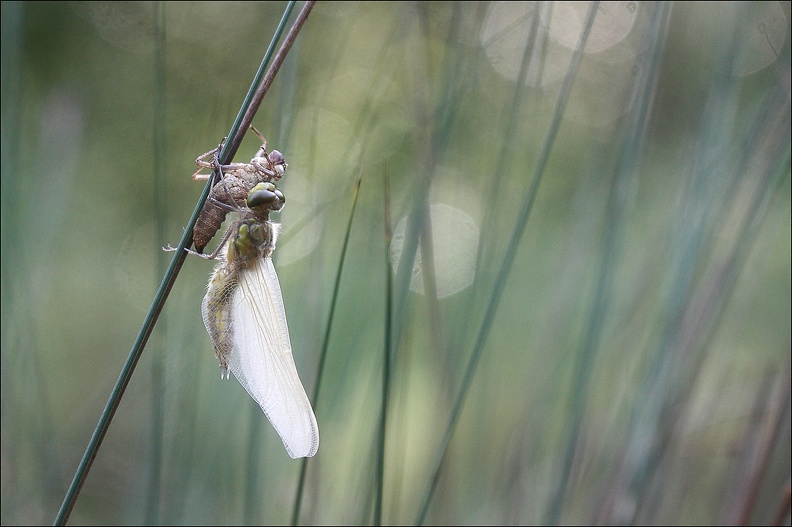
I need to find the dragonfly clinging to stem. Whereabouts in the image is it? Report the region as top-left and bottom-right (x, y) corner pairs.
(170, 134), (319, 459)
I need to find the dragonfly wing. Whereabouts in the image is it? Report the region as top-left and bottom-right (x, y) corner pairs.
(229, 256), (319, 458)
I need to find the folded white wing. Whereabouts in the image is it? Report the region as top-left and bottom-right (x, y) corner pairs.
(229, 256), (319, 458)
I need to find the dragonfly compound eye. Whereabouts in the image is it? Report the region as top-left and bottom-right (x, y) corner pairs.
(248, 188), (277, 208)
(247, 181), (284, 211)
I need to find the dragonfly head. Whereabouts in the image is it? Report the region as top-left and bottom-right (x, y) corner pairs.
(248, 182), (285, 214)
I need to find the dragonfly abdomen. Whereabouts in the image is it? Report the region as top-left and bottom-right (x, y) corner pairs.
(202, 262), (238, 378)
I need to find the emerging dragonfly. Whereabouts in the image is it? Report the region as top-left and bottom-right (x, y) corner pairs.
(177, 140), (319, 459)
(191, 127), (287, 253)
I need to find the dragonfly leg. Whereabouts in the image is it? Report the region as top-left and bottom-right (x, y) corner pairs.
(163, 242), (212, 258)
(163, 239), (226, 260)
(200, 222), (236, 260)
(193, 138), (227, 180)
(206, 194), (237, 212)
(250, 125), (268, 149)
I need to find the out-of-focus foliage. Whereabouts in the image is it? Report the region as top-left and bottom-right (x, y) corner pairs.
(2, 2), (789, 525)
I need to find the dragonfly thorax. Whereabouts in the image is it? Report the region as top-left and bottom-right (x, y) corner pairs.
(228, 219), (277, 262)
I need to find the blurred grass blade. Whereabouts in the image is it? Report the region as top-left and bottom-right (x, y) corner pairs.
(291, 175), (363, 525)
(732, 362), (791, 524)
(375, 170), (394, 527)
(544, 3), (673, 524)
(416, 2), (601, 524)
(146, 2), (168, 524)
(604, 5), (787, 523)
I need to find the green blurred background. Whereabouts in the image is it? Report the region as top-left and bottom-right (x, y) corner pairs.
(1, 1), (790, 525)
